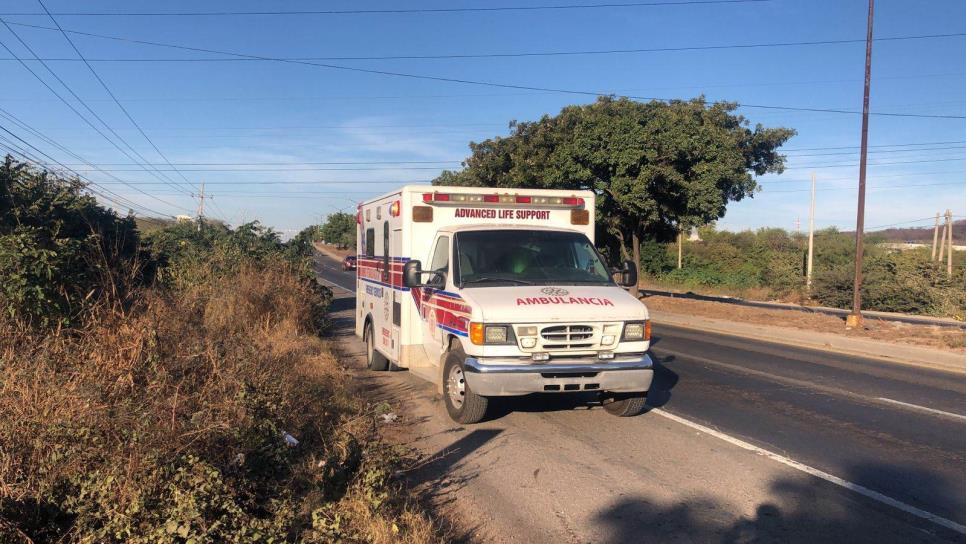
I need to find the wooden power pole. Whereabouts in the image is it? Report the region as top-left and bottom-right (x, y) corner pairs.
(194, 181), (207, 232)
(938, 218), (947, 264)
(677, 231), (683, 269)
(847, 0), (875, 330)
(947, 209), (954, 277)
(932, 212), (941, 261)
(807, 172), (816, 292)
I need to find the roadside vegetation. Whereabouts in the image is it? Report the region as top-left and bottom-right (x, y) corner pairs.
(317, 212), (357, 250)
(435, 97), (963, 319)
(640, 226), (965, 318)
(0, 158), (439, 543)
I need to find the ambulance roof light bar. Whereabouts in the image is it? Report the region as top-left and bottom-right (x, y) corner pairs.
(421, 192), (584, 208)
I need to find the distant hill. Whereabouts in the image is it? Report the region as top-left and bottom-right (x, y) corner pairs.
(864, 219), (964, 244)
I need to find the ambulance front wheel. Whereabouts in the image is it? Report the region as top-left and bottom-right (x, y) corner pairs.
(443, 349), (488, 424)
(365, 321), (389, 371)
(602, 393), (647, 417)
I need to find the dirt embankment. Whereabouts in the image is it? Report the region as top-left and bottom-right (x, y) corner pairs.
(315, 242), (353, 259)
(643, 294), (966, 353)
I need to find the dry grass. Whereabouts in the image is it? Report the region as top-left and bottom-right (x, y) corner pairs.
(0, 262), (440, 543)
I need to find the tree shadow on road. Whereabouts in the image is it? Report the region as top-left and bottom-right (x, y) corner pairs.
(404, 429), (504, 542)
(592, 461), (963, 544)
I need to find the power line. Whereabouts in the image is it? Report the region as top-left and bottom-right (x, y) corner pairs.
(7, 20), (966, 120)
(50, 160), (464, 166)
(62, 166), (449, 172)
(64, 156), (966, 172)
(94, 180), (434, 186)
(2, 30), (966, 62)
(784, 139), (966, 152)
(784, 144), (966, 157)
(0, 106), (193, 214)
(759, 180), (966, 194)
(36, 0), (198, 196)
(783, 156), (966, 170)
(0, 125), (177, 216)
(0, 21), (195, 196)
(0, 0), (769, 17)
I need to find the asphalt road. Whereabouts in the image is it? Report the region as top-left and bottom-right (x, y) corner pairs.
(314, 252), (966, 543)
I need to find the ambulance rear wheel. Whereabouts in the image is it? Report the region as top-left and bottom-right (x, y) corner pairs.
(602, 393), (647, 417)
(443, 350), (488, 424)
(365, 321), (389, 371)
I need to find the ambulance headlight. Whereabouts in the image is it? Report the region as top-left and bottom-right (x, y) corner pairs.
(470, 323), (517, 345)
(521, 337), (537, 349)
(484, 325), (508, 344)
(622, 321), (646, 342)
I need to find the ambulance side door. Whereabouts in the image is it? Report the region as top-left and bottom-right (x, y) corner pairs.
(420, 234), (450, 363)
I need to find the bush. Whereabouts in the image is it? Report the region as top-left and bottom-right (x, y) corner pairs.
(0, 156), (438, 543)
(0, 262), (434, 543)
(0, 158), (141, 326)
(639, 224), (965, 317)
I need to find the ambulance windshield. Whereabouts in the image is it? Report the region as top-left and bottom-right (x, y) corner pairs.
(455, 230), (613, 287)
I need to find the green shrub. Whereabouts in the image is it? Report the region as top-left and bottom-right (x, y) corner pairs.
(639, 224), (964, 317)
(0, 158), (140, 326)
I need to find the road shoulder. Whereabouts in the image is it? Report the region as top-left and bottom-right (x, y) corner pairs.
(649, 309), (966, 374)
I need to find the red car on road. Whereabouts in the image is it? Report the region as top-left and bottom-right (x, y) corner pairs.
(342, 255), (357, 271)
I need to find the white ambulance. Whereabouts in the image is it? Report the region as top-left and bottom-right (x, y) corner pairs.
(355, 185), (653, 423)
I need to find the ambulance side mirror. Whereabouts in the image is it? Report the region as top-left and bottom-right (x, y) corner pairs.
(619, 260), (638, 288)
(403, 260), (424, 288)
(403, 260), (446, 289)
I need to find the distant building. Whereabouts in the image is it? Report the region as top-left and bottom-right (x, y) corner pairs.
(175, 215), (193, 223)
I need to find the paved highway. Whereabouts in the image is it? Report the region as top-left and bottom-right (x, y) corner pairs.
(314, 252), (966, 543)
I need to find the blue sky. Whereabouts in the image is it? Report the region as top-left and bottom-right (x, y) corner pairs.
(1, 0), (964, 237)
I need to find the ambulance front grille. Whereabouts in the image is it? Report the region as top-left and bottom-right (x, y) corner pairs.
(541, 325), (594, 349)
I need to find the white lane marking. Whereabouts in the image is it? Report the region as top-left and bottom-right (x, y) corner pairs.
(658, 347), (966, 423)
(317, 275), (355, 294)
(875, 397), (966, 423)
(652, 409), (966, 536)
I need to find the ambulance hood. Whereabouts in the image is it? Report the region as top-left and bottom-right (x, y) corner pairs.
(459, 284), (648, 323)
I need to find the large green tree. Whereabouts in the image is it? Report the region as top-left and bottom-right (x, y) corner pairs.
(433, 97), (795, 294)
(320, 211), (357, 249)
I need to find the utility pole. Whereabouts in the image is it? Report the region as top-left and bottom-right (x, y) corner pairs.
(194, 181), (206, 231)
(847, 0), (875, 330)
(932, 212), (941, 261)
(807, 172), (816, 292)
(947, 209), (954, 277)
(677, 230), (683, 269)
(938, 217), (947, 264)
(794, 216), (801, 234)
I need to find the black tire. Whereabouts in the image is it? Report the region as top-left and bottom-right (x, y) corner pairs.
(442, 348), (488, 424)
(365, 321), (389, 371)
(602, 393), (647, 417)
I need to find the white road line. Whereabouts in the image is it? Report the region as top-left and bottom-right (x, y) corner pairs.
(652, 409), (966, 536)
(658, 347), (966, 423)
(317, 275), (355, 293)
(875, 397), (966, 423)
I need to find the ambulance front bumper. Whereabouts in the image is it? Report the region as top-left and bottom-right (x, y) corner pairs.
(462, 353), (654, 396)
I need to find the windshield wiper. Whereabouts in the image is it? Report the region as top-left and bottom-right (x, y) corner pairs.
(462, 277), (534, 286)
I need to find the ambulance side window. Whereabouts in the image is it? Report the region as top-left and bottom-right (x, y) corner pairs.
(382, 221), (390, 280)
(429, 236), (449, 287)
(430, 236), (449, 273)
(365, 228), (375, 257)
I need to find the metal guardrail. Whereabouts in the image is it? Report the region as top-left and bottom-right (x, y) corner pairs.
(641, 289), (966, 330)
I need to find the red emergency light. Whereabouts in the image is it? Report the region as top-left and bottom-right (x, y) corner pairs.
(420, 192), (584, 208)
